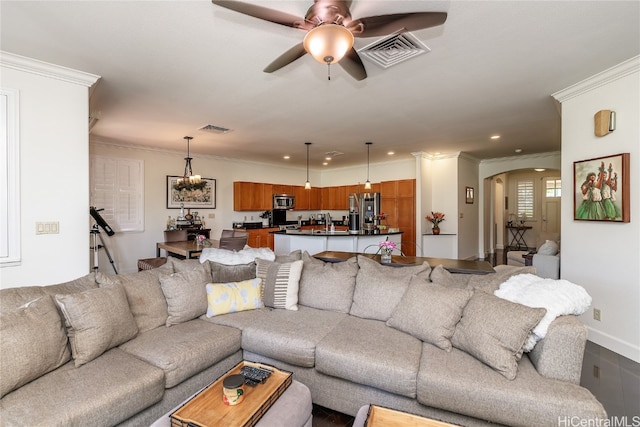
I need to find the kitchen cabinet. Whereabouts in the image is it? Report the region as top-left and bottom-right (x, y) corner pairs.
(272, 185), (293, 195)
(380, 179), (416, 256)
(294, 186), (322, 210)
(234, 182), (271, 211)
(243, 227), (278, 250)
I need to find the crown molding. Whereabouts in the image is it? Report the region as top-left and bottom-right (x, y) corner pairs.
(479, 151), (561, 166)
(552, 55), (639, 103)
(0, 51), (100, 87)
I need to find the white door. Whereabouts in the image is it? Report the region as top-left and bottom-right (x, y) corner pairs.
(541, 177), (561, 234)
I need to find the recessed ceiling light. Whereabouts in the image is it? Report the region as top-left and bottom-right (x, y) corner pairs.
(534, 168), (546, 172)
(515, 148), (523, 153)
(322, 162), (328, 166)
(387, 151), (395, 155)
(283, 155), (290, 159)
(491, 135), (501, 140)
(325, 157), (332, 161)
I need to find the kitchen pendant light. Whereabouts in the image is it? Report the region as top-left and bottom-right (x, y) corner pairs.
(364, 142), (372, 190)
(174, 136), (205, 191)
(304, 142), (312, 190)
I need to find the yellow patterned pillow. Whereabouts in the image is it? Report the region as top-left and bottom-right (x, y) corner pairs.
(205, 278), (264, 317)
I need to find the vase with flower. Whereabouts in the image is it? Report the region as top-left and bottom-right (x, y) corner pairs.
(378, 240), (397, 264)
(426, 211), (445, 235)
(196, 234), (211, 248)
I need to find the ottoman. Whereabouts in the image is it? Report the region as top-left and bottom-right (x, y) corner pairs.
(151, 380), (312, 427)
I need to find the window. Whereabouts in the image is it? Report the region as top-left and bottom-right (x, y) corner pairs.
(545, 178), (562, 198)
(516, 180), (534, 220)
(90, 155), (144, 232)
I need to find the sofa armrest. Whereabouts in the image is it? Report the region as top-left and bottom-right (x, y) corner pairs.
(532, 253), (560, 279)
(527, 315), (587, 384)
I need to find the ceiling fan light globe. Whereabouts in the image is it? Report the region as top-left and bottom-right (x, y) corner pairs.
(303, 24), (354, 65)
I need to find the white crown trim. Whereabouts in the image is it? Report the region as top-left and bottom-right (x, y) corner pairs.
(0, 51), (100, 87)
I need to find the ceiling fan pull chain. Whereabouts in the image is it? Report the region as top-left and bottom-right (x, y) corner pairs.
(327, 62), (331, 80)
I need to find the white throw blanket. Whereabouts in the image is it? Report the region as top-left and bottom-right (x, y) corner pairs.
(199, 247), (276, 265)
(494, 274), (592, 352)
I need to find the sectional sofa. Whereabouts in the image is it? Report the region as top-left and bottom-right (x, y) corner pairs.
(0, 248), (606, 426)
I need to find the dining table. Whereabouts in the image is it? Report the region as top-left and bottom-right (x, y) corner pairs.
(156, 239), (219, 259)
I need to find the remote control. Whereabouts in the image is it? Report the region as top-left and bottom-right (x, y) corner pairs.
(241, 366), (272, 386)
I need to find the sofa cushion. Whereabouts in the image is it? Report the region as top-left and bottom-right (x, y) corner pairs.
(429, 265), (472, 289)
(316, 316), (422, 398)
(0, 273), (98, 311)
(159, 268), (210, 326)
(209, 261), (256, 282)
(417, 343), (606, 426)
(275, 249), (302, 263)
(54, 284), (139, 367)
(168, 256), (211, 277)
(119, 319), (241, 388)
(467, 265), (537, 294)
(0, 348), (165, 427)
(0, 295), (71, 398)
(205, 278), (264, 317)
(97, 270), (168, 333)
(242, 306), (346, 367)
(451, 291), (546, 380)
(350, 255), (431, 321)
(199, 247), (276, 265)
(256, 258), (303, 311)
(387, 276), (472, 351)
(298, 252), (358, 313)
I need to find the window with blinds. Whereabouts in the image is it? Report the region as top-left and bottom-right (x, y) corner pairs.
(516, 180), (534, 220)
(90, 155), (144, 232)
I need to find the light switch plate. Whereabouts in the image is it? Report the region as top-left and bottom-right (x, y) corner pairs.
(36, 221), (59, 234)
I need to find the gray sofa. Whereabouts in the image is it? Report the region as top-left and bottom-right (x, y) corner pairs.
(0, 251), (606, 427)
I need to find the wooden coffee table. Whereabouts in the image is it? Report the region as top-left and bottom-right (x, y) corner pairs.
(355, 405), (459, 427)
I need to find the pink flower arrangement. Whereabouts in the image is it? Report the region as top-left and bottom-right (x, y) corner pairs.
(378, 240), (397, 255)
(426, 211), (445, 225)
(196, 234), (211, 246)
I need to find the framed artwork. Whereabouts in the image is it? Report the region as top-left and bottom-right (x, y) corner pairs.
(465, 186), (474, 204)
(573, 153), (629, 222)
(166, 175), (216, 209)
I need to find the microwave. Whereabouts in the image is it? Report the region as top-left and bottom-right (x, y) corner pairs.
(273, 194), (295, 210)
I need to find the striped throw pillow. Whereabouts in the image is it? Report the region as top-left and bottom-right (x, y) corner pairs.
(256, 259), (303, 311)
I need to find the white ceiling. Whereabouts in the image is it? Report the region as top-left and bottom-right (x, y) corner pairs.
(1, 1), (638, 169)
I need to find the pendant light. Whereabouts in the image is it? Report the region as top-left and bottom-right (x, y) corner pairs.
(174, 136), (205, 191)
(364, 142), (372, 190)
(304, 142), (312, 190)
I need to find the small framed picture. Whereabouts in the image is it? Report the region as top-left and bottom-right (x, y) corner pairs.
(465, 186), (474, 204)
(166, 175), (216, 209)
(573, 153), (629, 222)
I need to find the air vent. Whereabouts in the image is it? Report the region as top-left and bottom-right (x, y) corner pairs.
(198, 124), (232, 134)
(358, 31), (430, 69)
(324, 151), (344, 158)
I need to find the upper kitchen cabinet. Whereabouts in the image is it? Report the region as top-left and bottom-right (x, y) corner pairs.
(233, 182), (271, 211)
(293, 186), (322, 210)
(272, 184), (293, 195)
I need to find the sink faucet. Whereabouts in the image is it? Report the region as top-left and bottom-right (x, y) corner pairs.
(325, 212), (332, 232)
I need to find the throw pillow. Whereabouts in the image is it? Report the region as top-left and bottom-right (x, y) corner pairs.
(429, 265), (472, 289)
(350, 255), (431, 321)
(387, 276), (473, 351)
(167, 257), (212, 277)
(96, 271), (169, 333)
(54, 284), (139, 367)
(0, 296), (71, 398)
(275, 249), (302, 263)
(298, 251), (358, 313)
(209, 261), (256, 283)
(451, 291), (546, 380)
(205, 278), (264, 317)
(467, 265), (536, 294)
(199, 247), (275, 265)
(255, 258), (303, 311)
(537, 240), (559, 256)
(159, 268), (210, 326)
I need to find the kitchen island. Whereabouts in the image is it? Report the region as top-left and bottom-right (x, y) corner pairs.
(272, 229), (403, 256)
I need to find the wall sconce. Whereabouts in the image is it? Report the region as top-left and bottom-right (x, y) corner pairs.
(594, 110), (616, 137)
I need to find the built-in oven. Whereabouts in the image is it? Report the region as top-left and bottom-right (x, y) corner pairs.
(273, 194), (295, 210)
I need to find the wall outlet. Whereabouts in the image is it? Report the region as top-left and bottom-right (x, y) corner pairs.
(593, 365), (600, 378)
(593, 308), (601, 321)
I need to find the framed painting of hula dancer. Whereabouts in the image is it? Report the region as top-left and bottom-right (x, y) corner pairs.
(573, 153), (630, 222)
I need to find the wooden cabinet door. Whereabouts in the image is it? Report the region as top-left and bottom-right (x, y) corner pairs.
(261, 184), (273, 210)
(396, 179), (415, 198)
(234, 182), (253, 211)
(309, 187), (322, 210)
(273, 185), (293, 195)
(320, 187), (331, 210)
(335, 186), (348, 209)
(293, 185), (309, 210)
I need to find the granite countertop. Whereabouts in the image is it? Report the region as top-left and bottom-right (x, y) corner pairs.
(272, 229), (403, 237)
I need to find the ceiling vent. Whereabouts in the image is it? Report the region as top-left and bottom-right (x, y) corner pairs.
(199, 124), (232, 134)
(324, 150), (344, 158)
(358, 31), (430, 69)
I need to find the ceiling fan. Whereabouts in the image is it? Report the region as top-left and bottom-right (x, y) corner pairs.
(211, 0), (447, 81)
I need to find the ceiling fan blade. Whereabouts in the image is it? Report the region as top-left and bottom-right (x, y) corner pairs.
(263, 43), (308, 73)
(339, 48), (367, 81)
(211, 0), (311, 29)
(348, 12), (447, 38)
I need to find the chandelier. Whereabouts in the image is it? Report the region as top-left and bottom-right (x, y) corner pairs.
(174, 136), (206, 191)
